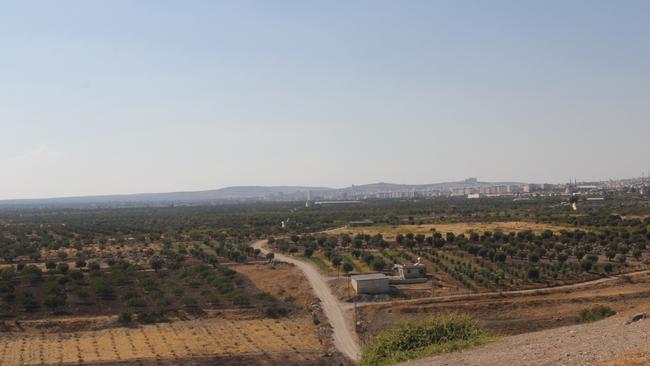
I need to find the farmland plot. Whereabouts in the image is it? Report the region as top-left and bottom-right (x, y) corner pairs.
(0, 316), (322, 365)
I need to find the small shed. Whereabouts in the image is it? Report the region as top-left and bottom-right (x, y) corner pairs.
(350, 273), (389, 294)
(395, 264), (426, 279)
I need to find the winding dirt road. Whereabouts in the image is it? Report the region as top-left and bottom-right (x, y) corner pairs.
(252, 237), (650, 364)
(252, 240), (361, 361)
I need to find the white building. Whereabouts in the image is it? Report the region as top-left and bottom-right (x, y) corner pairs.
(394, 263), (426, 279)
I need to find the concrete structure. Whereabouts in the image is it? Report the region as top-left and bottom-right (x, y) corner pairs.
(349, 219), (374, 227)
(394, 263), (427, 279)
(350, 273), (389, 294)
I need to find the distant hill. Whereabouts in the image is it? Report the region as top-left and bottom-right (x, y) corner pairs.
(0, 186), (331, 207)
(0, 179), (525, 207)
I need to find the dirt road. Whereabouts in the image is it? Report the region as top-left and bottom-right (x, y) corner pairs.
(252, 240), (361, 361)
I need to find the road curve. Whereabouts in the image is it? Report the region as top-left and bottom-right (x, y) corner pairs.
(252, 240), (361, 361)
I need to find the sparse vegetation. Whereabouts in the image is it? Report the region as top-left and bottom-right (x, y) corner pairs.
(576, 305), (616, 323)
(0, 194), (649, 365)
(360, 313), (491, 366)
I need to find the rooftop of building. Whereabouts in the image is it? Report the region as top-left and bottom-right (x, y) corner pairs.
(351, 273), (388, 281)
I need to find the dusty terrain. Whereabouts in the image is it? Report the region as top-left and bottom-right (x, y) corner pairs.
(357, 271), (650, 340)
(402, 306), (650, 366)
(0, 316), (324, 365)
(233, 262), (316, 309)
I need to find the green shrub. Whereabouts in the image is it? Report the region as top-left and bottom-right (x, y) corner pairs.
(69, 269), (84, 281)
(171, 285), (184, 297)
(57, 262), (70, 274)
(137, 310), (166, 324)
(0, 281), (16, 302)
(20, 291), (39, 312)
(88, 261), (101, 272)
(90, 277), (115, 300)
(264, 306), (289, 318)
(527, 267), (540, 280)
(74, 288), (90, 299)
(576, 305), (616, 323)
(360, 313), (490, 366)
(225, 290), (249, 305)
(284, 295), (296, 303)
(122, 288), (138, 300)
(217, 267), (236, 278)
(185, 278), (203, 288)
(255, 291), (275, 302)
(140, 278), (159, 292)
(155, 296), (172, 307)
(126, 297), (147, 308)
(22, 265), (42, 283)
(118, 311), (133, 324)
(0, 267), (16, 281)
(214, 281), (234, 295)
(43, 279), (66, 308)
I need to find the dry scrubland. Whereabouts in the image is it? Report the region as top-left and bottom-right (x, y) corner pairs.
(358, 271), (650, 338)
(402, 304), (650, 366)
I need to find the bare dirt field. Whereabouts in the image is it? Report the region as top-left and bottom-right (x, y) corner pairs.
(233, 262), (316, 309)
(0, 316), (324, 365)
(327, 221), (578, 241)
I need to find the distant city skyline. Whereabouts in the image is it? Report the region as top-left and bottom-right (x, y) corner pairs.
(1, 175), (648, 202)
(2, 1), (649, 199)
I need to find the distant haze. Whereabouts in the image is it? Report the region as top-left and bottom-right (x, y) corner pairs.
(0, 179), (524, 206)
(1, 1), (649, 200)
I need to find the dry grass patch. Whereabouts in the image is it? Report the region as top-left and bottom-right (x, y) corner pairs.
(328, 221), (577, 241)
(0, 316), (323, 365)
(233, 262), (316, 308)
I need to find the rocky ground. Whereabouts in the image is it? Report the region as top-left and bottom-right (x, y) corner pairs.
(403, 307), (650, 366)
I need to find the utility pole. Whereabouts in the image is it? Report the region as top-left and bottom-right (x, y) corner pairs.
(354, 298), (358, 331)
(347, 274), (351, 297)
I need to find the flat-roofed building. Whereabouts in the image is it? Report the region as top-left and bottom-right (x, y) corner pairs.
(350, 273), (389, 294)
(394, 263), (426, 279)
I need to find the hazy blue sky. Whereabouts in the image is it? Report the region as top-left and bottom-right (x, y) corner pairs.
(1, 1), (649, 199)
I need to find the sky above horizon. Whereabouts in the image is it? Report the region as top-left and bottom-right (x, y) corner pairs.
(1, 1), (650, 199)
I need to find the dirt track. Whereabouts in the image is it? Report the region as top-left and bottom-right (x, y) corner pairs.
(402, 308), (650, 366)
(252, 240), (361, 361)
(356, 269), (650, 309)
